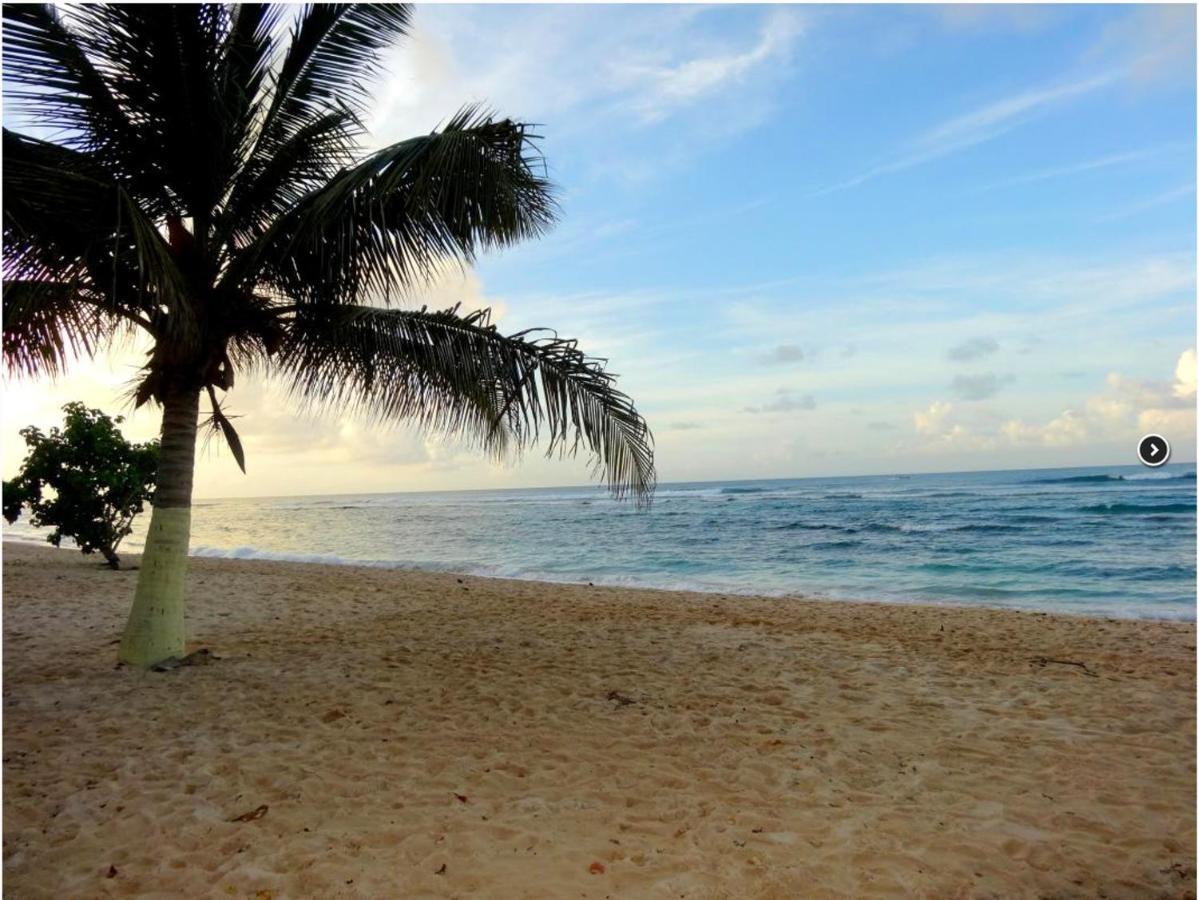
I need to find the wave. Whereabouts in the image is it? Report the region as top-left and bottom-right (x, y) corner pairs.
(1079, 502), (1195, 515)
(9, 529), (1186, 620)
(771, 520), (1023, 536)
(911, 490), (981, 499)
(771, 521), (845, 532)
(190, 545), (407, 568)
(893, 522), (1022, 534)
(186, 544), (809, 599)
(1033, 471), (1195, 485)
(1125, 471), (1195, 481)
(1033, 474), (1127, 484)
(269, 502), (377, 512)
(945, 523), (1023, 533)
(720, 486), (768, 495)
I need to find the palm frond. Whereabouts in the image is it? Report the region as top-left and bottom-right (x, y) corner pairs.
(216, 107), (358, 251)
(0, 4), (173, 216)
(217, 4), (281, 119)
(1, 4), (656, 500)
(2, 129), (196, 345)
(63, 4), (242, 222)
(224, 109), (557, 305)
(260, 4), (411, 138)
(218, 5), (413, 261)
(275, 304), (655, 502)
(2, 280), (137, 378)
(204, 385), (247, 473)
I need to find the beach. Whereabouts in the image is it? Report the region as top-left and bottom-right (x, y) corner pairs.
(2, 540), (1194, 899)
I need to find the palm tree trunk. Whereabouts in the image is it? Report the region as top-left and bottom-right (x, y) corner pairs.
(118, 386), (200, 666)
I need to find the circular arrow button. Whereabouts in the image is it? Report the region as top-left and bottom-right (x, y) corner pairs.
(1137, 434), (1170, 468)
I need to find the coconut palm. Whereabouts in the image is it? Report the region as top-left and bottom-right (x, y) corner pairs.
(2, 4), (655, 667)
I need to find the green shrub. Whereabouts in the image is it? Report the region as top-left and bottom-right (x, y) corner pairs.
(3, 403), (159, 569)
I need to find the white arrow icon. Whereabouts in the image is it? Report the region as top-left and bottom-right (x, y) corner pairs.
(1138, 434), (1170, 468)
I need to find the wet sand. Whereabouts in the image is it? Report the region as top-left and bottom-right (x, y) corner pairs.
(3, 540), (1195, 898)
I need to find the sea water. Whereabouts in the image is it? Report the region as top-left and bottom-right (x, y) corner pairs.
(4, 465), (1195, 619)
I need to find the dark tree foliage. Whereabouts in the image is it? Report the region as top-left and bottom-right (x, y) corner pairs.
(3, 402), (159, 569)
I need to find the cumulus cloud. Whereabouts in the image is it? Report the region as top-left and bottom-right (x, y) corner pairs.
(1000, 410), (1088, 447)
(946, 336), (999, 361)
(950, 371), (1014, 401)
(912, 401), (973, 445)
(761, 343), (805, 365)
(1174, 348), (1197, 399)
(998, 348), (1196, 448)
(744, 388), (816, 414)
(913, 401), (954, 435)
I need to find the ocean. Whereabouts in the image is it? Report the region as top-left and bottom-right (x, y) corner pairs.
(4, 464), (1195, 620)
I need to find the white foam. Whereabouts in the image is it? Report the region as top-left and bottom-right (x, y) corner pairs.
(189, 545), (405, 569)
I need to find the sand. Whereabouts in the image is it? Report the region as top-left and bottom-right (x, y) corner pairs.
(2, 539), (1195, 899)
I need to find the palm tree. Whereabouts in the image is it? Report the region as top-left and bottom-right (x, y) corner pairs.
(2, 4), (655, 667)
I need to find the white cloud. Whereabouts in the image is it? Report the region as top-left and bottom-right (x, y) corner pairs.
(922, 74), (1116, 153)
(969, 147), (1169, 194)
(1174, 349), (1197, 400)
(1097, 183), (1196, 223)
(614, 10), (802, 123)
(816, 6), (1195, 196)
(901, 349), (1195, 463)
(1042, 410), (1089, 446)
(1000, 410), (1088, 447)
(914, 401), (955, 435)
(1088, 4), (1196, 86)
(816, 71), (1119, 194)
(370, 6), (801, 149)
(1137, 407), (1194, 437)
(996, 349), (1196, 449)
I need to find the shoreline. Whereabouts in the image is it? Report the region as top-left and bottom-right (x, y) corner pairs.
(3, 541), (1195, 898)
(5, 537), (1193, 624)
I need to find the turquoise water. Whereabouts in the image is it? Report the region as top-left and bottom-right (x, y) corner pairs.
(5, 465), (1195, 619)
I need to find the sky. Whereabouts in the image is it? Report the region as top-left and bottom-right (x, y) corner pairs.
(3, 3), (1196, 499)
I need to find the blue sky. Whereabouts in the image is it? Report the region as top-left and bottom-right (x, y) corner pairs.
(4, 4), (1196, 497)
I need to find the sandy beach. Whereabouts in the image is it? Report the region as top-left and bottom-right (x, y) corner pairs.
(2, 540), (1194, 899)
